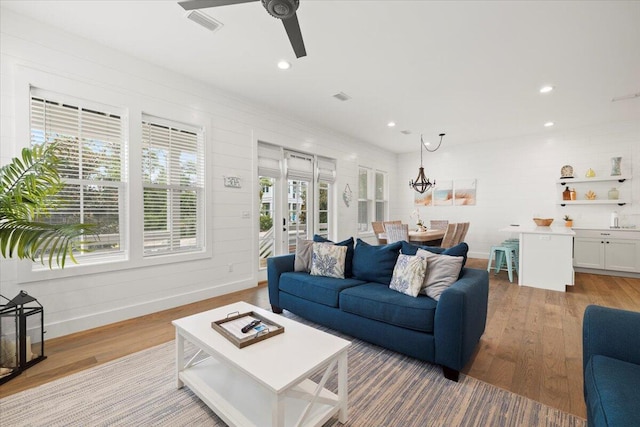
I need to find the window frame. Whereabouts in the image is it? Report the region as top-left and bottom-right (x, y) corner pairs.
(141, 114), (205, 257)
(28, 88), (129, 270)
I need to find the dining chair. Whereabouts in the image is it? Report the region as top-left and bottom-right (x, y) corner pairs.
(429, 220), (449, 230)
(383, 220), (402, 229)
(453, 222), (470, 245)
(440, 223), (458, 248)
(371, 221), (387, 244)
(384, 223), (409, 244)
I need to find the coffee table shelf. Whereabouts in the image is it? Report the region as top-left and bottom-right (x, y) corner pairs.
(173, 302), (350, 427)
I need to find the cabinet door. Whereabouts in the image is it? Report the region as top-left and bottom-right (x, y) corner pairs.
(604, 239), (639, 272)
(573, 237), (605, 269)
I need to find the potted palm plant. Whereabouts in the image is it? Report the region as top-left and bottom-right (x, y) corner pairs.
(0, 144), (92, 268)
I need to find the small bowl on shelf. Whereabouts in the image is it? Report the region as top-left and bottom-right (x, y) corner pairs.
(533, 218), (554, 227)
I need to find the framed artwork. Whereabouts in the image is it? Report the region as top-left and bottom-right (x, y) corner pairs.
(414, 188), (432, 206)
(454, 179), (477, 205)
(433, 180), (453, 206)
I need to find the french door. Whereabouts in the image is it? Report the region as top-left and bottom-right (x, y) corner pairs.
(257, 144), (335, 270)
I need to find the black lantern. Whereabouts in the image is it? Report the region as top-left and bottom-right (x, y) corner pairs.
(0, 291), (47, 384)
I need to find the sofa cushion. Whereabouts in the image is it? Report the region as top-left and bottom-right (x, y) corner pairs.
(352, 239), (402, 285)
(340, 282), (437, 333)
(584, 355), (640, 427)
(313, 235), (355, 278)
(294, 238), (314, 272)
(401, 241), (469, 268)
(311, 242), (347, 278)
(279, 271), (366, 308)
(389, 254), (427, 297)
(416, 249), (464, 300)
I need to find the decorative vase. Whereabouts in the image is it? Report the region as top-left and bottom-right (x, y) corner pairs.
(565, 220), (573, 227)
(611, 157), (622, 176)
(608, 187), (619, 200)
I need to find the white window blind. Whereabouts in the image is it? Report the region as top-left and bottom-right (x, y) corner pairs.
(258, 142), (282, 178)
(317, 157), (336, 183)
(285, 151), (313, 181)
(30, 91), (125, 258)
(142, 115), (204, 256)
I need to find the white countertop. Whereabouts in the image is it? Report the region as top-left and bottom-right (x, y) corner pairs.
(572, 227), (639, 232)
(500, 225), (576, 236)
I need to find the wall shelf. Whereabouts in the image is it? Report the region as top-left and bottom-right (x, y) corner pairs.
(557, 175), (630, 186)
(558, 200), (627, 207)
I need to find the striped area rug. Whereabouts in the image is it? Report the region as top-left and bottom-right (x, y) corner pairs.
(0, 315), (585, 427)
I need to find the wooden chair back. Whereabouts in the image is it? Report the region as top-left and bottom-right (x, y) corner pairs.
(454, 222), (470, 245)
(384, 223), (409, 244)
(440, 223), (458, 248)
(429, 220), (449, 230)
(371, 221), (387, 244)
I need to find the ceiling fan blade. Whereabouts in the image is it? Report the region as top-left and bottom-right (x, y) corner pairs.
(179, 0), (257, 11)
(281, 13), (306, 58)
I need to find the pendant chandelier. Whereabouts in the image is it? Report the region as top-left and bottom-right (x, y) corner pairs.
(409, 133), (445, 193)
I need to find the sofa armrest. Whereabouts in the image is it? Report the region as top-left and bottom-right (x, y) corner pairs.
(434, 267), (489, 371)
(583, 305), (640, 373)
(267, 254), (295, 310)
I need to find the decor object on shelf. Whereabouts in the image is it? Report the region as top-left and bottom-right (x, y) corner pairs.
(342, 183), (352, 207)
(585, 168), (596, 178)
(562, 187), (571, 200)
(570, 188), (577, 200)
(533, 218), (554, 226)
(610, 211), (619, 228)
(585, 190), (597, 200)
(560, 164), (574, 179)
(0, 291), (47, 385)
(563, 215), (573, 227)
(611, 156), (622, 176)
(608, 187), (619, 200)
(409, 133), (445, 193)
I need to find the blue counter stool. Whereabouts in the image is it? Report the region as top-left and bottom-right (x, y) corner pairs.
(487, 245), (518, 283)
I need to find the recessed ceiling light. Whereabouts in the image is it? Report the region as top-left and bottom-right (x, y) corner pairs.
(387, 121), (396, 127)
(544, 121), (555, 127)
(277, 60), (291, 70)
(540, 85), (554, 93)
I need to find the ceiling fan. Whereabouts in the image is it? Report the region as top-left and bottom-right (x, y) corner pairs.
(179, 0), (307, 58)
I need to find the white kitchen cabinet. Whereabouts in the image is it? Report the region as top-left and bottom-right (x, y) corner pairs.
(573, 229), (640, 273)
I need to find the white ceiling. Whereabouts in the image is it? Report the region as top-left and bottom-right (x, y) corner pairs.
(2, 0), (639, 153)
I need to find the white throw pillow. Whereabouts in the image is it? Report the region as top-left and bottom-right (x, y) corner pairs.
(416, 248), (464, 300)
(294, 238), (314, 272)
(311, 242), (347, 278)
(389, 254), (427, 297)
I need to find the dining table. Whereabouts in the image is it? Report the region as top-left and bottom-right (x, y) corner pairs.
(379, 229), (445, 245)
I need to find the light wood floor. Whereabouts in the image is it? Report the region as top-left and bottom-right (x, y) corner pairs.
(2, 259), (640, 420)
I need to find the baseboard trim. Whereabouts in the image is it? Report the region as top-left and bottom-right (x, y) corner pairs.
(44, 279), (255, 339)
(574, 267), (640, 279)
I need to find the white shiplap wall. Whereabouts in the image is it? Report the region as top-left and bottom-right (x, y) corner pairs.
(0, 9), (398, 338)
(394, 123), (640, 259)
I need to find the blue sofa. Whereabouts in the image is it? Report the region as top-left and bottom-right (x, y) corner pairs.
(267, 240), (489, 381)
(583, 305), (640, 427)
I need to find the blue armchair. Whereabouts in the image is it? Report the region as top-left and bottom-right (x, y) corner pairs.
(583, 305), (640, 427)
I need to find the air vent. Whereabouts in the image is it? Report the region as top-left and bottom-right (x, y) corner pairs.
(185, 10), (223, 33)
(332, 92), (351, 102)
(400, 130), (412, 135)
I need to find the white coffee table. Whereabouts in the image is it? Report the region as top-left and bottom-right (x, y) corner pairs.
(172, 301), (350, 427)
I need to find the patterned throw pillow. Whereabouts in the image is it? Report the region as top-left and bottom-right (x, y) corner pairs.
(311, 243), (347, 278)
(389, 254), (427, 297)
(416, 249), (464, 300)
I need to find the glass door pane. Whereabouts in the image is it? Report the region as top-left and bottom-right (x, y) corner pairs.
(287, 179), (309, 254)
(258, 176), (276, 269)
(317, 182), (329, 239)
